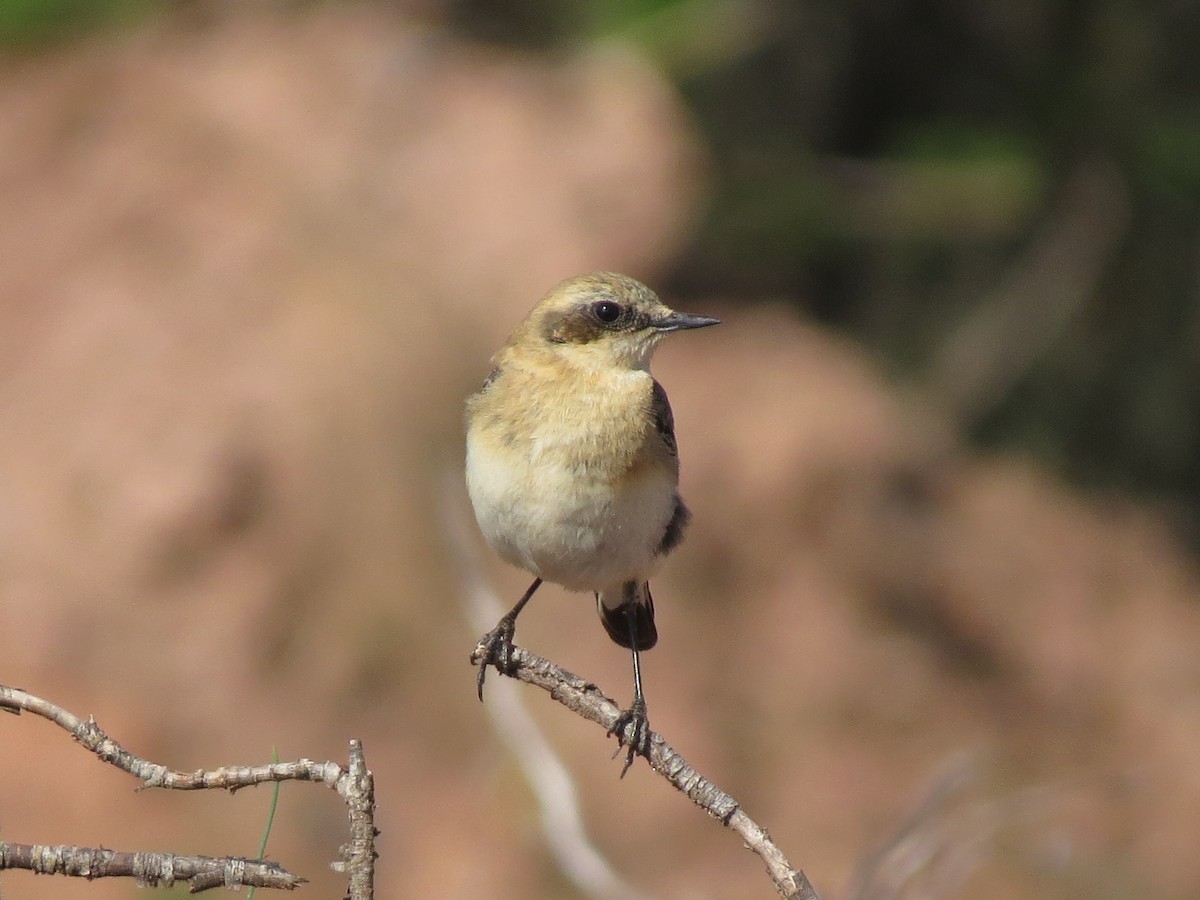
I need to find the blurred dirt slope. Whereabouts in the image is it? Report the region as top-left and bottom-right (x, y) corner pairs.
(2, 7), (1199, 900)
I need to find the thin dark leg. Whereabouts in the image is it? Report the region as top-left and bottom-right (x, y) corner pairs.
(607, 605), (652, 776)
(630, 640), (645, 705)
(475, 577), (543, 700)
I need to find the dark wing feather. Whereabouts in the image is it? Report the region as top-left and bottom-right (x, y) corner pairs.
(480, 367), (501, 391)
(650, 378), (691, 555)
(650, 378), (678, 456)
(658, 496), (690, 555)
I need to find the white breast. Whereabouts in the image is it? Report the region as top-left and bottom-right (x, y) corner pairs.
(466, 427), (675, 592)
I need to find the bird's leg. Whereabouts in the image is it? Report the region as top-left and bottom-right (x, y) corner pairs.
(474, 577), (543, 700)
(608, 605), (653, 776)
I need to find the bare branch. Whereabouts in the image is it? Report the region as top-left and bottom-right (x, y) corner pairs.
(469, 643), (820, 900)
(443, 482), (818, 899)
(331, 739), (377, 900)
(0, 842), (304, 893)
(0, 684), (345, 792)
(0, 684), (377, 898)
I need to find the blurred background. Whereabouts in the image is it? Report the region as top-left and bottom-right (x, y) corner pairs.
(2, 1), (1199, 898)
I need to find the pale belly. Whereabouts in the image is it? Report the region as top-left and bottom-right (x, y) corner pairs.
(466, 433), (674, 591)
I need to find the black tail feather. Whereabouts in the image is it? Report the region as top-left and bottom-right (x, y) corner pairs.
(596, 581), (658, 650)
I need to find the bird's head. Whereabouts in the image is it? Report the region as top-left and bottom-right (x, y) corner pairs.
(515, 272), (720, 372)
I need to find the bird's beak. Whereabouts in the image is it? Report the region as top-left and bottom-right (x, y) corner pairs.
(655, 311), (721, 332)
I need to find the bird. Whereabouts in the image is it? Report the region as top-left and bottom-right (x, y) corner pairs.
(465, 271), (719, 773)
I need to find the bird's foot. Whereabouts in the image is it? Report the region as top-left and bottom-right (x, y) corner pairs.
(608, 697), (652, 777)
(471, 615), (518, 701)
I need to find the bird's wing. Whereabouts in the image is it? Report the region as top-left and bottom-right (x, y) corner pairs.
(649, 378), (678, 457)
(479, 367), (501, 392)
(649, 378), (690, 555)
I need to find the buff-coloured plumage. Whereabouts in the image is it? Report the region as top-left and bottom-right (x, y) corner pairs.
(466, 272), (718, 772)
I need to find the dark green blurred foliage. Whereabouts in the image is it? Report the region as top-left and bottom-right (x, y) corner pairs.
(447, 0), (584, 49)
(451, 0), (1200, 529)
(0, 0), (150, 46)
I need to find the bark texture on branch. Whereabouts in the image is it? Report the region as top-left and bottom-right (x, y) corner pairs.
(0, 842), (305, 892)
(0, 684), (377, 898)
(471, 643), (820, 900)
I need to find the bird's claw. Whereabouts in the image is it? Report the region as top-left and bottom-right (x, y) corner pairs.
(472, 616), (518, 700)
(608, 697), (652, 777)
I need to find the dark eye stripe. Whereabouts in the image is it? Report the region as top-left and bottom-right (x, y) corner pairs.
(540, 299), (657, 344)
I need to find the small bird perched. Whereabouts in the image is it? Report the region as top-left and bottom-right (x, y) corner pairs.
(465, 271), (719, 773)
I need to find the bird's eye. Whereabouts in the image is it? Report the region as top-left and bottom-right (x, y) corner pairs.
(592, 300), (622, 324)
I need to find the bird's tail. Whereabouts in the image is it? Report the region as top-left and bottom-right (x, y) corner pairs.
(596, 581), (658, 650)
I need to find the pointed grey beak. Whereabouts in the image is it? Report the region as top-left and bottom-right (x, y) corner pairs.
(655, 311), (721, 332)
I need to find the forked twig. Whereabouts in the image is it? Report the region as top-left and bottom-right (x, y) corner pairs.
(0, 685), (376, 897)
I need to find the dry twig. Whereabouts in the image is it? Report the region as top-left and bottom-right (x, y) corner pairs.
(0, 843), (304, 893)
(469, 643), (820, 900)
(0, 684), (376, 897)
